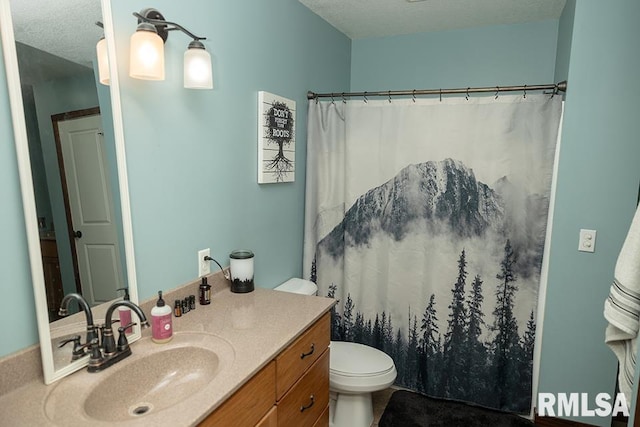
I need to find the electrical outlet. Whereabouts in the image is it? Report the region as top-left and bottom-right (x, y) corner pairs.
(578, 229), (596, 253)
(198, 248), (211, 276)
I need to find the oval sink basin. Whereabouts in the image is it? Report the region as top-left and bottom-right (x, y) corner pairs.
(44, 332), (235, 425)
(84, 346), (218, 421)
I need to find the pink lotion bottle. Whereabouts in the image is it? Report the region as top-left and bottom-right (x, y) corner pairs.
(151, 291), (173, 343)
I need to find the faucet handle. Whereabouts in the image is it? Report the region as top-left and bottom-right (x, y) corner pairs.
(58, 335), (81, 349)
(58, 335), (89, 361)
(118, 322), (136, 333)
(117, 323), (137, 352)
(87, 338), (103, 367)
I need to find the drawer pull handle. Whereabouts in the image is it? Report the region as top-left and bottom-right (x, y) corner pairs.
(300, 343), (315, 359)
(300, 395), (315, 412)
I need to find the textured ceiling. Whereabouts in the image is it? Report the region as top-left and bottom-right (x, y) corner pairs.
(299, 0), (566, 39)
(10, 0), (103, 68)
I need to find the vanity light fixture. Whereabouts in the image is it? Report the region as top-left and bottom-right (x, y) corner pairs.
(95, 22), (110, 86)
(130, 8), (213, 89)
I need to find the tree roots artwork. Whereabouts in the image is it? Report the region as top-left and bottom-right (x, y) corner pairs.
(265, 101), (294, 182)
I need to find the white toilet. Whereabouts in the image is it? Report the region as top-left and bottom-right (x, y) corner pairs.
(274, 278), (397, 427)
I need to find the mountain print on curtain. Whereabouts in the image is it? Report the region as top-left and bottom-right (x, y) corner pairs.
(304, 95), (562, 414)
(314, 159), (540, 412)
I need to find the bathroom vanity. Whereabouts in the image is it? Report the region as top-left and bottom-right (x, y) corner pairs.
(0, 271), (334, 426)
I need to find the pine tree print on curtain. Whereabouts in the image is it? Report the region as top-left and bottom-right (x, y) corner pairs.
(303, 95), (562, 414)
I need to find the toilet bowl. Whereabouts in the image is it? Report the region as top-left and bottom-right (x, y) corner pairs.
(274, 278), (397, 427)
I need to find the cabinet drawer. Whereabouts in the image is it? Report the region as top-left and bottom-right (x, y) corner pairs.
(276, 312), (330, 399)
(277, 349), (329, 427)
(200, 361), (275, 427)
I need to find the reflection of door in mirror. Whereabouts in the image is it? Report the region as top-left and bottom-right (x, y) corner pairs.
(13, 3), (127, 322)
(52, 108), (124, 308)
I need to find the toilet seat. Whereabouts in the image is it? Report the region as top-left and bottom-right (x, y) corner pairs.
(329, 341), (397, 394)
(330, 341), (395, 376)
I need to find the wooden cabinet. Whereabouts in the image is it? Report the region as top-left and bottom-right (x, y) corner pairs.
(40, 239), (64, 322)
(201, 312), (331, 427)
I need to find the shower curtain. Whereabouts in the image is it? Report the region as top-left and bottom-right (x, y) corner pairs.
(303, 94), (562, 413)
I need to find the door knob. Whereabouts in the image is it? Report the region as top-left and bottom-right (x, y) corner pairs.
(73, 230), (83, 239)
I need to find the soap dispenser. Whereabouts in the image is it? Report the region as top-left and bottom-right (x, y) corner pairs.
(116, 287), (132, 334)
(151, 291), (173, 343)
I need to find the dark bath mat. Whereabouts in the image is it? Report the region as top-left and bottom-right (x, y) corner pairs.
(379, 390), (535, 427)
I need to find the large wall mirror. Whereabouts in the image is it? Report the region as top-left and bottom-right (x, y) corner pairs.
(0, 0), (140, 384)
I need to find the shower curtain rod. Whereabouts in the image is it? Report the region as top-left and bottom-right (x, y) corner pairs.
(307, 80), (567, 100)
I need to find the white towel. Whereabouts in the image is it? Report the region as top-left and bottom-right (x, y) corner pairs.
(604, 205), (640, 403)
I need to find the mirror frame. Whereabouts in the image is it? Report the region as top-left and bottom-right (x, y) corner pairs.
(0, 0), (141, 384)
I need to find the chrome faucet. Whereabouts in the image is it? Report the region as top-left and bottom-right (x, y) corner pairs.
(58, 293), (98, 346)
(87, 300), (150, 373)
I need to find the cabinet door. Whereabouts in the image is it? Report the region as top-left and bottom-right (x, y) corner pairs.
(277, 350), (329, 427)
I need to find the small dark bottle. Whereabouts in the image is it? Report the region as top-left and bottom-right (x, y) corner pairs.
(199, 277), (211, 305)
(174, 300), (182, 317)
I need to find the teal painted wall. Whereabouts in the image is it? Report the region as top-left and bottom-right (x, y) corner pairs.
(110, 0), (351, 300)
(351, 20), (559, 91)
(538, 1), (640, 426)
(0, 0), (349, 358)
(23, 86), (51, 232)
(553, 0), (575, 83)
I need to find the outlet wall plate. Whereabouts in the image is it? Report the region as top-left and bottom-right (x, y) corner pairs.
(198, 248), (211, 276)
(578, 229), (596, 253)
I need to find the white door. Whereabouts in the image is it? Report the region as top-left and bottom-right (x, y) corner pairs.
(58, 114), (123, 306)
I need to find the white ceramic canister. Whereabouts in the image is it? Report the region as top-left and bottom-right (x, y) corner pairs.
(229, 250), (254, 293)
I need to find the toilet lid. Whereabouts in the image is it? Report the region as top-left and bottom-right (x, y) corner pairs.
(330, 341), (395, 377)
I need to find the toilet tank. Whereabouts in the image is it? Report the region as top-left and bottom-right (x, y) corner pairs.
(273, 278), (318, 296)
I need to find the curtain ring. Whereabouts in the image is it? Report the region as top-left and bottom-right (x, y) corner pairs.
(412, 89), (416, 103)
(364, 91), (368, 103)
(341, 92), (346, 104)
(495, 86), (499, 100)
(523, 85), (527, 99)
(439, 89), (442, 102)
(388, 90), (392, 103)
(331, 94), (335, 105)
(466, 87), (470, 101)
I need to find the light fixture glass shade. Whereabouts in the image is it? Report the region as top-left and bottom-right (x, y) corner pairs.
(129, 25), (165, 80)
(96, 37), (110, 85)
(184, 41), (213, 89)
